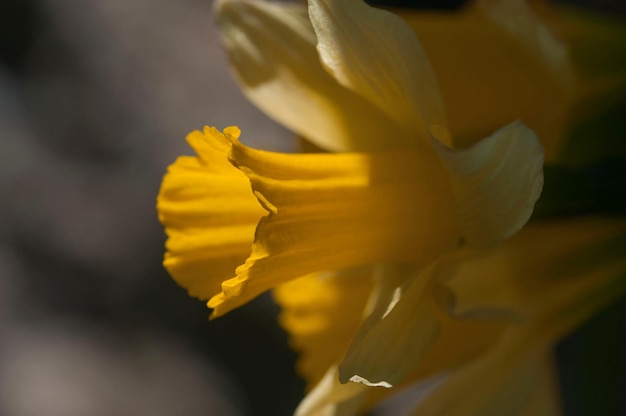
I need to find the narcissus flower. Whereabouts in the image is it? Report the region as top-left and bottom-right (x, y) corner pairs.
(157, 0), (626, 415)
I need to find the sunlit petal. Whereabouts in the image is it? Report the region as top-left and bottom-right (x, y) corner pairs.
(215, 0), (401, 152)
(157, 127), (265, 299)
(309, 0), (446, 143)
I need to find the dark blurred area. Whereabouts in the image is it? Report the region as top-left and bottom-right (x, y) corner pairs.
(0, 0), (301, 414)
(0, 0), (624, 415)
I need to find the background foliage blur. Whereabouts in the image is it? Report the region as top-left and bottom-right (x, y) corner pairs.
(0, 0), (624, 415)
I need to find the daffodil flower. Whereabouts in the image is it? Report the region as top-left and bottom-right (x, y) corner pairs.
(156, 0), (622, 414)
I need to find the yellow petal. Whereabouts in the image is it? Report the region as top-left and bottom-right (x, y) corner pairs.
(413, 219), (626, 414)
(401, 4), (575, 160)
(556, 5), (626, 88)
(402, 291), (505, 382)
(295, 366), (368, 416)
(432, 121), (544, 248)
(339, 265), (440, 388)
(338, 258), (504, 391)
(208, 137), (458, 318)
(521, 354), (562, 416)
(326, 287), (504, 414)
(157, 126), (265, 299)
(215, 0), (401, 152)
(309, 0), (446, 143)
(445, 218), (626, 322)
(273, 267), (375, 389)
(476, 0), (573, 79)
(360, 307), (549, 416)
(279, 265), (472, 414)
(410, 333), (556, 416)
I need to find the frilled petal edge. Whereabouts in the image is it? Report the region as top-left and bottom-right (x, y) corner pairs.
(157, 126), (265, 300)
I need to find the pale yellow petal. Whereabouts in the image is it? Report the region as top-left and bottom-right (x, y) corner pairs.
(432, 121), (543, 248)
(521, 354), (562, 416)
(410, 333), (554, 416)
(412, 218), (626, 414)
(338, 257), (504, 391)
(555, 5), (626, 88)
(309, 0), (446, 143)
(331, 287), (504, 414)
(401, 291), (505, 382)
(215, 0), (401, 152)
(209, 136), (458, 318)
(401, 6), (574, 160)
(295, 367), (368, 416)
(445, 218), (626, 321)
(157, 127), (265, 300)
(273, 267), (375, 389)
(339, 265), (440, 388)
(476, 0), (573, 79)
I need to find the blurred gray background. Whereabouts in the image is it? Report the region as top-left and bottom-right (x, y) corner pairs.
(0, 0), (624, 415)
(0, 0), (301, 414)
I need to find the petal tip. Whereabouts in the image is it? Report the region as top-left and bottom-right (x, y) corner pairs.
(348, 375), (393, 388)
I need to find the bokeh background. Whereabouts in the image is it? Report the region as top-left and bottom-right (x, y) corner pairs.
(0, 0), (624, 415)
